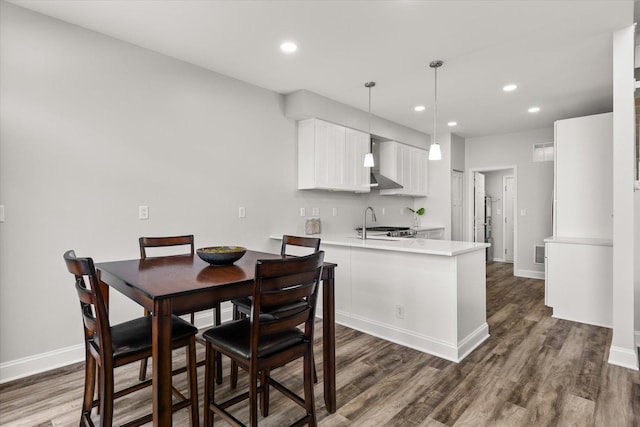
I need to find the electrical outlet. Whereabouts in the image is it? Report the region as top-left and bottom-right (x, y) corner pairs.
(138, 205), (149, 220)
(312, 207), (320, 216)
(238, 207), (246, 218)
(395, 304), (405, 319)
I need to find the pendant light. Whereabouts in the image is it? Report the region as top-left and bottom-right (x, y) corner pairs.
(363, 81), (376, 167)
(428, 60), (443, 161)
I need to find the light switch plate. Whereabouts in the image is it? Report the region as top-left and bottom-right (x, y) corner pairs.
(0, 205), (4, 222)
(312, 207), (319, 216)
(238, 207), (246, 218)
(300, 208), (306, 217)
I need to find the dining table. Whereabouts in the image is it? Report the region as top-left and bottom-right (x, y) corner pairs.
(96, 249), (337, 426)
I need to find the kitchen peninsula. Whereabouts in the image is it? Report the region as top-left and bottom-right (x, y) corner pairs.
(270, 234), (490, 362)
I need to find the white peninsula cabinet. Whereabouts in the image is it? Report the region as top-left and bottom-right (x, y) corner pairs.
(270, 234), (490, 362)
(379, 141), (428, 197)
(297, 118), (370, 193)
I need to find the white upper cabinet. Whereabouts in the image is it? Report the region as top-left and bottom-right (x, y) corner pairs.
(553, 112), (613, 238)
(298, 118), (370, 192)
(379, 141), (428, 197)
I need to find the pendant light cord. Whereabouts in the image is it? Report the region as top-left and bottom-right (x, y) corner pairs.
(429, 60), (443, 144)
(368, 85), (372, 135)
(433, 65), (438, 144)
(365, 81), (375, 136)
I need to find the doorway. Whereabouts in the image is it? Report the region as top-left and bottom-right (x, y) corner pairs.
(467, 166), (517, 266)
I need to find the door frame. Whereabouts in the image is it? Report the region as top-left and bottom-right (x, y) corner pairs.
(467, 165), (518, 269)
(502, 175), (515, 263)
(451, 170), (464, 241)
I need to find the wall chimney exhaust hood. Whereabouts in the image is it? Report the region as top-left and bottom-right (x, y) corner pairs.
(369, 140), (403, 190)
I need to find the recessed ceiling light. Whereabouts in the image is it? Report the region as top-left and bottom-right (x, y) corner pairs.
(503, 84), (517, 92)
(447, 121), (457, 127)
(528, 106), (541, 113)
(280, 41), (298, 53)
(414, 105), (426, 112)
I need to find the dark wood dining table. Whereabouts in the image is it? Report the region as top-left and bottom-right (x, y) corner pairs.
(96, 250), (337, 426)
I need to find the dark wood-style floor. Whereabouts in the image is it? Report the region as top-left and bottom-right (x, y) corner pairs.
(1, 262), (639, 426)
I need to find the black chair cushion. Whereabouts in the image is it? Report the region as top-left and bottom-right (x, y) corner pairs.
(90, 315), (197, 359)
(202, 315), (305, 360)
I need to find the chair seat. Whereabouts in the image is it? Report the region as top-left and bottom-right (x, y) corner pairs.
(90, 315), (198, 359)
(203, 316), (305, 360)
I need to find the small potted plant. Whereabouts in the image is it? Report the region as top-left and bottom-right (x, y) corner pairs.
(407, 207), (425, 231)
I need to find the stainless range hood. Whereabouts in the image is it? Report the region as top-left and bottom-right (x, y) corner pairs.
(369, 140), (403, 190)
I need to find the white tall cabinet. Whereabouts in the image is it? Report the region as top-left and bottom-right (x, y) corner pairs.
(545, 112), (613, 327)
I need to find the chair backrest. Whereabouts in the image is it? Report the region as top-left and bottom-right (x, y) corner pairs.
(63, 250), (112, 363)
(251, 251), (325, 354)
(139, 235), (194, 259)
(280, 235), (321, 257)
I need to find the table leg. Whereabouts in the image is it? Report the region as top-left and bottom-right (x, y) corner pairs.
(152, 299), (173, 426)
(322, 266), (336, 413)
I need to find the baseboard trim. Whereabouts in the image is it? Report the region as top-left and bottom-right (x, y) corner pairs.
(0, 305), (236, 384)
(608, 345), (639, 370)
(335, 311), (488, 363)
(514, 268), (545, 280)
(0, 344), (85, 384)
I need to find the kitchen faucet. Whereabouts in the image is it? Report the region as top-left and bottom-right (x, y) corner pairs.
(362, 206), (377, 240)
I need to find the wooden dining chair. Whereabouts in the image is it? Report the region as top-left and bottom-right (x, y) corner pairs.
(138, 235), (222, 382)
(63, 250), (199, 426)
(202, 251), (325, 427)
(229, 235), (321, 387)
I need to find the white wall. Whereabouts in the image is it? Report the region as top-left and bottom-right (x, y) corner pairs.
(0, 3), (421, 380)
(451, 133), (465, 173)
(466, 128), (554, 277)
(609, 24), (638, 369)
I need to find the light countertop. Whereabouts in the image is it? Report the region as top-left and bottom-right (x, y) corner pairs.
(543, 236), (613, 246)
(270, 233), (489, 257)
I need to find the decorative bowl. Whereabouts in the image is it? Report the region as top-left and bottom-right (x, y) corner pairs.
(197, 246), (247, 265)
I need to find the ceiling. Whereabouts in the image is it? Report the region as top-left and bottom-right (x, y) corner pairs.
(7, 0), (633, 139)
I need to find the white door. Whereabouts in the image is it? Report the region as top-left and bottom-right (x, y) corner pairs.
(503, 175), (515, 262)
(452, 171), (464, 241)
(474, 172), (486, 243)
